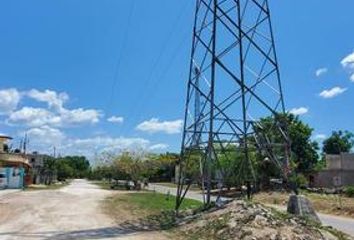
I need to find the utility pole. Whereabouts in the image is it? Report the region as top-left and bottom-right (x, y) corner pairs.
(53, 146), (56, 158)
(176, 0), (291, 210)
(23, 133), (29, 155)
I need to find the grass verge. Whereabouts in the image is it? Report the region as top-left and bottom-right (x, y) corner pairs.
(91, 180), (112, 190)
(103, 192), (203, 231)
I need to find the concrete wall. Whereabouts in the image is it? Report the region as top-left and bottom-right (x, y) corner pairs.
(0, 167), (25, 189)
(341, 153), (354, 170)
(313, 170), (354, 188)
(326, 155), (342, 169)
(0, 138), (7, 153)
(28, 154), (51, 184)
(28, 154), (46, 168)
(326, 153), (354, 170)
(312, 154), (354, 187)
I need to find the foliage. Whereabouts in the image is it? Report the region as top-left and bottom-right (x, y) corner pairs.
(323, 130), (354, 154)
(217, 145), (258, 188)
(146, 153), (178, 182)
(314, 159), (326, 171)
(42, 156), (57, 185)
(114, 151), (144, 186)
(39, 155), (90, 183)
(55, 156), (90, 180)
(344, 186), (354, 198)
(289, 173), (308, 188)
(88, 113), (322, 191)
(55, 161), (74, 180)
(89, 151), (178, 187)
(258, 113), (319, 174)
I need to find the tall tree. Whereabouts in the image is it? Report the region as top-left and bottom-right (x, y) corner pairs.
(323, 130), (354, 154)
(114, 151), (145, 189)
(258, 113), (319, 174)
(42, 156), (57, 185)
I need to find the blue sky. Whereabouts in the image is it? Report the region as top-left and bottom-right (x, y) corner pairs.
(0, 0), (353, 157)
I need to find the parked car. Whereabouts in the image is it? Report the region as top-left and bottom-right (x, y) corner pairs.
(0, 173), (7, 189)
(110, 179), (134, 190)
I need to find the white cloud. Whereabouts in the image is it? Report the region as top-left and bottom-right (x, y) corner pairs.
(315, 68), (328, 77)
(8, 107), (61, 127)
(60, 108), (101, 125)
(7, 107), (100, 127)
(107, 116), (124, 124)
(341, 52), (354, 82)
(314, 134), (327, 140)
(0, 89), (21, 115)
(350, 74), (354, 82)
(319, 87), (347, 99)
(136, 118), (183, 134)
(341, 52), (354, 69)
(149, 143), (169, 151)
(27, 126), (66, 146)
(289, 107), (309, 116)
(26, 89), (69, 110)
(4, 88), (102, 127)
(24, 128), (154, 157)
(58, 136), (152, 158)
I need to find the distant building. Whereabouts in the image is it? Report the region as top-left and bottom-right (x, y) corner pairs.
(28, 152), (56, 185)
(0, 135), (31, 189)
(312, 153), (354, 188)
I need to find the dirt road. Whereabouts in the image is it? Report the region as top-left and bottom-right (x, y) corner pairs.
(0, 180), (165, 240)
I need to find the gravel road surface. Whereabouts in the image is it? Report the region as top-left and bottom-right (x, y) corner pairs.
(0, 180), (164, 240)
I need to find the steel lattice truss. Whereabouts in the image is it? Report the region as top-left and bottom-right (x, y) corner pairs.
(176, 0), (291, 210)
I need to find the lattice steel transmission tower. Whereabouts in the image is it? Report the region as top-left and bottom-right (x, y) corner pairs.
(176, 0), (291, 210)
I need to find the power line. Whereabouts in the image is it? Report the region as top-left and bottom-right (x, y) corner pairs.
(136, 30), (191, 120)
(123, 1), (193, 135)
(106, 0), (137, 116)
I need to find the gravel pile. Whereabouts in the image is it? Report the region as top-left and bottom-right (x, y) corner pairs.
(178, 200), (348, 240)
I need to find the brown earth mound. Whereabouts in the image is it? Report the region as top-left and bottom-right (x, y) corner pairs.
(177, 200), (349, 240)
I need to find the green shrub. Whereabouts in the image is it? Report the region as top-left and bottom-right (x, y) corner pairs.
(289, 173), (308, 188)
(344, 186), (354, 198)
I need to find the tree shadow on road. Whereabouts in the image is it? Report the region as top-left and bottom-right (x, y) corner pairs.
(0, 212), (178, 240)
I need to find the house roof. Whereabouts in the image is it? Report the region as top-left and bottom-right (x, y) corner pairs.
(0, 135), (12, 140)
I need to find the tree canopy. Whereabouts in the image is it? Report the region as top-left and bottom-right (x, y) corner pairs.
(56, 156), (90, 180)
(258, 113), (319, 174)
(323, 130), (354, 154)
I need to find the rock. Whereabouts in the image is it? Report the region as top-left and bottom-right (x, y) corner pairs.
(289, 219), (297, 225)
(287, 195), (321, 224)
(254, 215), (268, 225)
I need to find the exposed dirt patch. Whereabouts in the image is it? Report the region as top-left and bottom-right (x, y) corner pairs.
(175, 200), (351, 240)
(254, 191), (354, 218)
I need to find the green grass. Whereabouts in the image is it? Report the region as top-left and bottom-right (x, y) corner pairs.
(91, 180), (112, 190)
(104, 192), (203, 232)
(115, 192), (203, 212)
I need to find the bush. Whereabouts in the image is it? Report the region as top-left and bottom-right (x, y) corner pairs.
(289, 173), (308, 188)
(344, 186), (354, 198)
